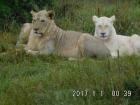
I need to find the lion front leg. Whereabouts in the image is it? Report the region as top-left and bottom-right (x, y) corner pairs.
(111, 51), (118, 58)
(38, 40), (55, 55)
(68, 57), (79, 61)
(26, 50), (40, 55)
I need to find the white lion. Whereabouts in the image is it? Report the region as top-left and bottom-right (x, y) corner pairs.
(92, 15), (139, 57)
(25, 10), (110, 58)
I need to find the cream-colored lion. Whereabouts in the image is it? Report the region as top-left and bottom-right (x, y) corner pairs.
(16, 23), (32, 48)
(92, 15), (140, 57)
(25, 10), (110, 58)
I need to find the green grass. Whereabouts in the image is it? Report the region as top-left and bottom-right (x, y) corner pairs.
(0, 49), (140, 105)
(0, 0), (140, 105)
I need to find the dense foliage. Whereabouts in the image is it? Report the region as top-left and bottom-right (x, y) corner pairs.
(0, 0), (140, 33)
(0, 0), (80, 31)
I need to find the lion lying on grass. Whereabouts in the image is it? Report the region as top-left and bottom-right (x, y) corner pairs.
(92, 15), (140, 57)
(16, 23), (32, 48)
(20, 10), (110, 58)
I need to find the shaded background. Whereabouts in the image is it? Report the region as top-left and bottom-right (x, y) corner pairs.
(0, 0), (140, 35)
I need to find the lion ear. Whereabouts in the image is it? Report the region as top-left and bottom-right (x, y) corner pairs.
(92, 16), (98, 23)
(31, 10), (36, 16)
(47, 10), (55, 19)
(110, 15), (115, 22)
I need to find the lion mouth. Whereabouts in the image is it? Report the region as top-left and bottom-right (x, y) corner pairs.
(34, 31), (43, 36)
(100, 35), (109, 40)
(101, 35), (107, 38)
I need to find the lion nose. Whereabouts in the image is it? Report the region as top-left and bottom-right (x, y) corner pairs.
(34, 28), (39, 31)
(101, 33), (106, 36)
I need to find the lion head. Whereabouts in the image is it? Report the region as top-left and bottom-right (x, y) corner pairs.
(92, 15), (116, 40)
(31, 10), (55, 36)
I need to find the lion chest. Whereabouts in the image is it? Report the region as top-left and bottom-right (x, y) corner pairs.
(104, 35), (134, 56)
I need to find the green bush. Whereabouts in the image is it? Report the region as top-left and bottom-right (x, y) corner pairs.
(0, 0), (140, 34)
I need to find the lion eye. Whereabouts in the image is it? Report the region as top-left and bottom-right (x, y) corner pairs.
(98, 25), (102, 28)
(41, 20), (45, 22)
(105, 25), (108, 28)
